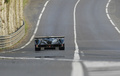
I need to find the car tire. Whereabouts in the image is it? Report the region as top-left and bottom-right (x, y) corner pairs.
(59, 47), (65, 50)
(35, 48), (40, 51)
(59, 44), (65, 50)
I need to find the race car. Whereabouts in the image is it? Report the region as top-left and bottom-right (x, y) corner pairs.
(34, 36), (65, 51)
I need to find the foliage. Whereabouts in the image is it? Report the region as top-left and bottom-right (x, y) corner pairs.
(4, 0), (10, 3)
(23, 0), (29, 8)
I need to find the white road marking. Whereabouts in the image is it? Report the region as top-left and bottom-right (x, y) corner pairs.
(44, 0), (49, 6)
(110, 20), (115, 26)
(0, 56), (82, 62)
(71, 61), (84, 76)
(72, 0), (84, 76)
(0, 0), (50, 53)
(109, 0), (111, 3)
(84, 61), (120, 68)
(106, 8), (108, 14)
(73, 0), (80, 60)
(1, 56), (120, 69)
(106, 0), (120, 34)
(106, 3), (109, 8)
(39, 14), (43, 20)
(115, 27), (120, 33)
(41, 7), (46, 13)
(21, 51), (26, 53)
(81, 51), (85, 56)
(106, 14), (111, 20)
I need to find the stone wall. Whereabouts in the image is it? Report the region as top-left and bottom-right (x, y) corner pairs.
(0, 0), (23, 36)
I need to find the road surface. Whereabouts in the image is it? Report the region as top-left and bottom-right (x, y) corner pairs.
(1, 0), (120, 76)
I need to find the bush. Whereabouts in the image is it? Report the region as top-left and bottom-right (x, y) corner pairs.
(5, 0), (10, 3)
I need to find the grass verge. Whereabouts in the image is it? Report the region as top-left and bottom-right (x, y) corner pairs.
(23, 0), (29, 8)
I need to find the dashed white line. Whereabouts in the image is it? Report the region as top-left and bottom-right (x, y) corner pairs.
(106, 0), (120, 34)
(30, 35), (34, 42)
(44, 0), (49, 6)
(110, 20), (115, 26)
(106, 14), (111, 20)
(106, 3), (109, 8)
(108, 0), (111, 3)
(106, 9), (108, 14)
(36, 19), (40, 26)
(41, 7), (46, 13)
(39, 14), (43, 20)
(115, 27), (120, 33)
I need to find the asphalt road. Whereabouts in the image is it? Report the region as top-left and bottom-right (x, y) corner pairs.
(1, 0), (120, 61)
(1, 0), (120, 76)
(0, 59), (84, 76)
(77, 0), (120, 61)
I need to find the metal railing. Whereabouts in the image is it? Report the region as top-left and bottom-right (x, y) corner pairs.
(0, 21), (25, 48)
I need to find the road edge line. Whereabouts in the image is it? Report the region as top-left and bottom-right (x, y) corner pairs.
(72, 0), (84, 76)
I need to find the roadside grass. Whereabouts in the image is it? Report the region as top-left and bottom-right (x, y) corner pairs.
(5, 0), (10, 3)
(24, 18), (28, 33)
(23, 0), (29, 8)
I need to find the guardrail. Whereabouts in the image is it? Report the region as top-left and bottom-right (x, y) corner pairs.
(0, 21), (25, 48)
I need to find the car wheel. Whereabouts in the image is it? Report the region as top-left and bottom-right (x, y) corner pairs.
(35, 48), (40, 51)
(59, 47), (65, 50)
